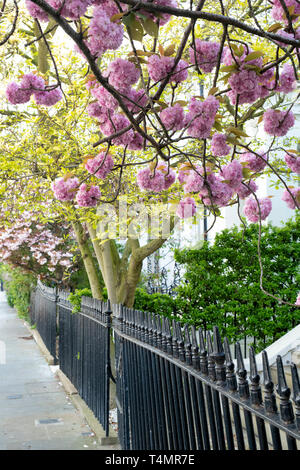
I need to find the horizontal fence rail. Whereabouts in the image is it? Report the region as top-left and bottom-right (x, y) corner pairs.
(29, 282), (300, 450)
(112, 305), (300, 451)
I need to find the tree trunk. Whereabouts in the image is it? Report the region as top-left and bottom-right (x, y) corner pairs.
(72, 221), (103, 299)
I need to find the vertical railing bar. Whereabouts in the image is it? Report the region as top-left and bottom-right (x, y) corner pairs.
(205, 332), (219, 450)
(189, 326), (205, 450)
(262, 350), (282, 450)
(291, 363), (300, 433)
(173, 321), (190, 450)
(148, 314), (164, 450)
(151, 315), (169, 450)
(167, 321), (184, 449)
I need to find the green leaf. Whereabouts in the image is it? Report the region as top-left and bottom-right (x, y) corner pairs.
(122, 14), (144, 41)
(244, 51), (264, 62)
(242, 167), (252, 179)
(164, 44), (176, 56)
(143, 18), (159, 38)
(227, 126), (249, 137)
(267, 23), (283, 33)
(220, 64), (239, 73)
(213, 121), (223, 132)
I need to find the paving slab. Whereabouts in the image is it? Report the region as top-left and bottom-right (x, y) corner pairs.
(0, 292), (118, 450)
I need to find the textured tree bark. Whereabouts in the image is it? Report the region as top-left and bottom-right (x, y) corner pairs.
(72, 221), (103, 299)
(87, 218), (176, 307)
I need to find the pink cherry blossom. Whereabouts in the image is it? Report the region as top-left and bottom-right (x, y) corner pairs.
(75, 183), (101, 207)
(271, 0), (300, 23)
(211, 133), (230, 156)
(277, 64), (297, 94)
(137, 167), (165, 192)
(34, 87), (63, 106)
(186, 96), (219, 139)
(184, 167), (204, 193)
(85, 152), (114, 179)
(100, 113), (134, 147)
(127, 132), (144, 151)
(148, 56), (188, 84)
(282, 187), (300, 209)
(220, 160), (243, 189)
(236, 180), (258, 199)
(106, 58), (140, 92)
(176, 197), (196, 218)
(284, 153), (300, 174)
(25, 0), (49, 21)
(160, 104), (185, 131)
(199, 173), (234, 207)
(243, 196), (272, 222)
(239, 152), (268, 173)
(51, 177), (79, 201)
(140, 0), (178, 26)
(6, 82), (32, 104)
(87, 5), (124, 57)
(124, 89), (148, 113)
(189, 40), (221, 73)
(263, 109), (295, 137)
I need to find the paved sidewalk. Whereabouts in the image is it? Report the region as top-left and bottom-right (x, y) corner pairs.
(0, 291), (117, 450)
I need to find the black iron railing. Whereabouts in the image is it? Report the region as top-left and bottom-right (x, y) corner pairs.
(30, 281), (58, 364)
(113, 305), (300, 450)
(57, 290), (112, 437)
(29, 283), (300, 450)
(30, 283), (112, 437)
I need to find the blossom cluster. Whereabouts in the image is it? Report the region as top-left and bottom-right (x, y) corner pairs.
(51, 176), (102, 207)
(85, 152), (114, 179)
(211, 133), (230, 157)
(189, 40), (221, 73)
(147, 55), (188, 84)
(6, 72), (62, 106)
(284, 153), (300, 174)
(243, 196), (272, 223)
(19, 2), (300, 222)
(137, 164), (176, 192)
(185, 95), (219, 139)
(263, 109), (295, 137)
(282, 187), (300, 209)
(87, 58), (147, 150)
(271, 0), (300, 22)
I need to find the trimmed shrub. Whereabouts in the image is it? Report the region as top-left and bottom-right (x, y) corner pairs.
(174, 217), (300, 351)
(3, 267), (36, 320)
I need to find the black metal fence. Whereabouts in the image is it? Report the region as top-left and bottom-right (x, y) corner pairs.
(29, 282), (58, 364)
(57, 290), (112, 436)
(30, 283), (300, 450)
(113, 306), (300, 450)
(30, 282), (112, 436)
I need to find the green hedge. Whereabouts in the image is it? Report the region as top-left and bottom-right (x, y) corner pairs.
(174, 216), (300, 351)
(67, 286), (177, 318)
(133, 288), (178, 318)
(2, 267), (36, 320)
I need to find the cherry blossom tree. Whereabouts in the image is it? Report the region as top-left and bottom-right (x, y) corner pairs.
(0, 0), (299, 306)
(0, 207), (80, 284)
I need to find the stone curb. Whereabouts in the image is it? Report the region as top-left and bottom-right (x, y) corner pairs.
(24, 320), (119, 447)
(56, 368), (119, 446)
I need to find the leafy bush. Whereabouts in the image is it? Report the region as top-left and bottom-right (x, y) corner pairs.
(133, 288), (178, 319)
(174, 217), (300, 351)
(3, 267), (36, 320)
(67, 288), (93, 313)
